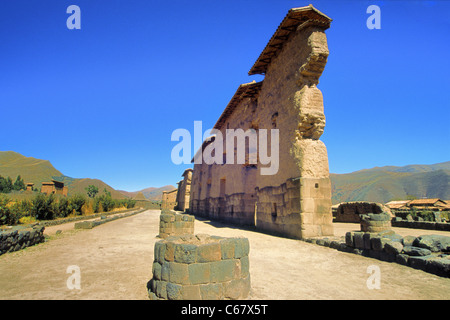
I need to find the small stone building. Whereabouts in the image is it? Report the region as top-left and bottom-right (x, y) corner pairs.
(176, 169), (193, 212)
(25, 183), (34, 192)
(40, 180), (68, 196)
(162, 189), (178, 210)
(189, 5), (334, 239)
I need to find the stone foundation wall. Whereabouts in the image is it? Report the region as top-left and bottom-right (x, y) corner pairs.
(0, 225), (45, 255)
(392, 219), (450, 231)
(159, 212), (195, 239)
(255, 177), (333, 239)
(74, 209), (146, 230)
(148, 234), (250, 300)
(334, 202), (392, 223)
(304, 231), (450, 278)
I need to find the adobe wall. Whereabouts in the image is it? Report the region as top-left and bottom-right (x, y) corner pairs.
(189, 6), (334, 239)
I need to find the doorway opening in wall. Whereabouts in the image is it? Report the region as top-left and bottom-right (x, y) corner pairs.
(271, 203), (277, 222)
(219, 178), (226, 216)
(254, 202), (258, 227)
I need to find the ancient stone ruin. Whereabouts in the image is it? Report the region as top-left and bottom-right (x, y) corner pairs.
(186, 5), (334, 240)
(176, 169), (192, 212)
(334, 201), (393, 223)
(148, 234), (250, 300)
(0, 225), (45, 255)
(161, 189), (177, 210)
(159, 210), (195, 239)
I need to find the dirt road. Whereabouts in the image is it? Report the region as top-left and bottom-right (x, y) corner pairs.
(0, 210), (449, 300)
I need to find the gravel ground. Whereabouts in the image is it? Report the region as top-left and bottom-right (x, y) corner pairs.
(0, 210), (448, 300)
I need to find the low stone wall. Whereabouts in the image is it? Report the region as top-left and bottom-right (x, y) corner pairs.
(392, 219), (450, 231)
(0, 225), (45, 255)
(360, 213), (391, 233)
(148, 234), (250, 300)
(304, 231), (450, 278)
(159, 211), (195, 239)
(41, 207), (140, 227)
(74, 209), (146, 229)
(334, 202), (392, 223)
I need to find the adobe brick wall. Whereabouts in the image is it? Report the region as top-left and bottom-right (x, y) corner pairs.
(189, 6), (334, 239)
(148, 234), (250, 300)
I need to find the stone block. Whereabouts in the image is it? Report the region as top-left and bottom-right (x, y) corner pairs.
(402, 246), (432, 257)
(384, 241), (403, 255)
(174, 243), (197, 264)
(354, 232), (365, 249)
(402, 235), (416, 247)
(181, 285), (202, 300)
(165, 242), (175, 261)
(220, 238), (235, 260)
(363, 233), (374, 250)
(200, 283), (223, 300)
(396, 253), (409, 266)
(210, 260), (235, 283)
(368, 249), (381, 260)
(234, 238), (250, 259)
(197, 242), (221, 263)
(223, 275), (251, 300)
(161, 262), (169, 282)
(156, 280), (167, 299)
(379, 251), (396, 263)
(371, 237), (391, 251)
(188, 263), (211, 285)
(152, 262), (162, 280)
(413, 235), (450, 253)
(240, 256), (250, 277)
(169, 262), (190, 285)
(426, 258), (450, 277)
(166, 282), (182, 300)
(408, 256), (432, 271)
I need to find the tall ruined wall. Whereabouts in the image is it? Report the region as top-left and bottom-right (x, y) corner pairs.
(254, 25), (333, 239)
(177, 169), (193, 212)
(190, 6), (333, 239)
(162, 189), (178, 211)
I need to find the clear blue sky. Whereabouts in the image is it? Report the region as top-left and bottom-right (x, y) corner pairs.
(1, 0), (449, 191)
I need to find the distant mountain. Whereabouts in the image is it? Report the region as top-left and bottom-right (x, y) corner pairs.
(331, 161), (450, 204)
(118, 185), (176, 201)
(0, 151), (63, 184)
(0, 151), (165, 200)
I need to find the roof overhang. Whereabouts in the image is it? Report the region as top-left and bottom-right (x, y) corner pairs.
(248, 5), (332, 76)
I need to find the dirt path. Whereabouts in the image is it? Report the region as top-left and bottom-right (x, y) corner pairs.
(0, 210), (449, 300)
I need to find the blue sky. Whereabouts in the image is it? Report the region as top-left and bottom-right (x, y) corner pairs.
(1, 0), (449, 191)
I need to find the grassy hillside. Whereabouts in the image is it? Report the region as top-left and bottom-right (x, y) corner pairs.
(57, 176), (127, 199)
(0, 151), (62, 188)
(1, 151), (139, 200)
(331, 161), (450, 204)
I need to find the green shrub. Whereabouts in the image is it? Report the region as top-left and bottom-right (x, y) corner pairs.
(0, 195), (11, 225)
(57, 197), (72, 218)
(69, 194), (86, 215)
(8, 202), (24, 225)
(125, 199), (136, 209)
(31, 193), (55, 220)
(99, 194), (114, 212)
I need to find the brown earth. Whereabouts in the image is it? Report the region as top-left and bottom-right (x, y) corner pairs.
(0, 210), (449, 300)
